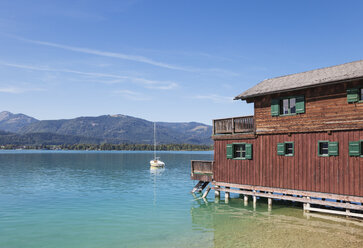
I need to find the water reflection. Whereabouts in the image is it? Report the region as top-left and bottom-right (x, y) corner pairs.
(191, 196), (363, 248)
(150, 167), (165, 206)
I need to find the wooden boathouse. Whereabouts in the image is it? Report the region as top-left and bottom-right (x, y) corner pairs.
(191, 60), (363, 218)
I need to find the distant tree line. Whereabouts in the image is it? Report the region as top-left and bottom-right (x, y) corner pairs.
(0, 143), (213, 151)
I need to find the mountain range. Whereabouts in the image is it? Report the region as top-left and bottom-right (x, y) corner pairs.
(0, 111), (212, 145)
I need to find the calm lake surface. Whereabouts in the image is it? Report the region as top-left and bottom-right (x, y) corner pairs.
(0, 150), (362, 248)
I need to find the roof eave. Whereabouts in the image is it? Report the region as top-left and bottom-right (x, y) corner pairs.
(234, 76), (363, 102)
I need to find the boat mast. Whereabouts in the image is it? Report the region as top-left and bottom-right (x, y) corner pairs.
(154, 122), (156, 160)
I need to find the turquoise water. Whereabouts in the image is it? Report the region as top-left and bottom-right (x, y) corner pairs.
(0, 151), (362, 248)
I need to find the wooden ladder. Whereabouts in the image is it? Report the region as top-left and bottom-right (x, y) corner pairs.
(191, 181), (209, 193)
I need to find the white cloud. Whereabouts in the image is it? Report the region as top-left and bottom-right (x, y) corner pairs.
(15, 37), (190, 71)
(145, 82), (178, 90)
(113, 89), (151, 101)
(0, 61), (178, 90)
(192, 94), (234, 103)
(0, 86), (45, 94)
(3, 34), (240, 76)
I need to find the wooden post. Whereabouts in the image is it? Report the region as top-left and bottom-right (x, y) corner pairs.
(215, 186), (220, 198)
(244, 195), (248, 206)
(202, 186), (211, 199)
(225, 187), (230, 203)
(306, 196), (310, 213)
(225, 187), (230, 199)
(253, 190), (256, 209)
(232, 118), (235, 134)
(213, 120), (215, 135)
(268, 196), (272, 207)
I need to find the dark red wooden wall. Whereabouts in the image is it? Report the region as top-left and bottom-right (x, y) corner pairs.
(214, 130), (363, 197)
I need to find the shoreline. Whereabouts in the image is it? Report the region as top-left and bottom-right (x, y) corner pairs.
(0, 143), (213, 152)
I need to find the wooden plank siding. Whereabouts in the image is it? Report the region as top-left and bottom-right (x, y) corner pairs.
(213, 130), (363, 197)
(191, 160), (214, 181)
(253, 80), (363, 134)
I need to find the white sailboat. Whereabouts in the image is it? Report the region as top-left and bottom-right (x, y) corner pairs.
(150, 122), (165, 168)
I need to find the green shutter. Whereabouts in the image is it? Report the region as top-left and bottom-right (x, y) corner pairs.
(328, 141), (339, 156)
(277, 143), (285, 155)
(271, 99), (279, 116)
(226, 144), (233, 159)
(245, 143), (252, 160)
(296, 95), (305, 114)
(349, 141), (360, 156)
(347, 88), (359, 103)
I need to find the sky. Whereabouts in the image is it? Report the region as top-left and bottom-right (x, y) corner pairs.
(0, 0), (362, 125)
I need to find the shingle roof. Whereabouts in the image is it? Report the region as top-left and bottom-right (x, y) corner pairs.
(234, 60), (363, 100)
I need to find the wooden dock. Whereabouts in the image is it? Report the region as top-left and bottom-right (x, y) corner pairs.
(213, 182), (363, 218)
(191, 161), (363, 218)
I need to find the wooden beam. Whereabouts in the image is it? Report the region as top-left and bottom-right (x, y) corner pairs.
(191, 181), (209, 193)
(305, 207), (363, 218)
(191, 181), (204, 193)
(200, 182), (209, 192)
(214, 187), (363, 211)
(213, 119), (215, 135)
(202, 186), (211, 199)
(213, 182), (363, 203)
(212, 133), (256, 140)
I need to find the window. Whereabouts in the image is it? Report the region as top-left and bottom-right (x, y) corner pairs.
(226, 143), (252, 160)
(285, 142), (294, 155)
(271, 95), (305, 116)
(277, 142), (294, 156)
(234, 143), (246, 158)
(347, 88), (363, 103)
(349, 140), (363, 157)
(318, 141), (339, 157)
(319, 141), (329, 156)
(280, 98), (296, 115)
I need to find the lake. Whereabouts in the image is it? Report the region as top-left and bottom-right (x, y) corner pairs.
(0, 150), (362, 248)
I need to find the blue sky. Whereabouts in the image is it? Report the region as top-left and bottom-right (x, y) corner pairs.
(0, 0), (362, 124)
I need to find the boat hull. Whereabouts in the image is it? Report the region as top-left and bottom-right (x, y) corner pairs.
(150, 159), (165, 168)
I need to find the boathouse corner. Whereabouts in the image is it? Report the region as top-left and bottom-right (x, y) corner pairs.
(191, 60), (363, 218)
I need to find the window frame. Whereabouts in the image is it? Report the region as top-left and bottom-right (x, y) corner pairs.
(226, 143), (253, 160)
(318, 141), (330, 157)
(318, 140), (339, 157)
(271, 95), (305, 117)
(285, 142), (294, 156)
(233, 143), (246, 159)
(277, 141), (294, 156)
(279, 96), (297, 116)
